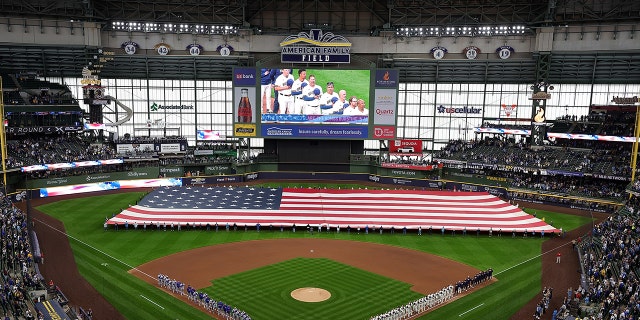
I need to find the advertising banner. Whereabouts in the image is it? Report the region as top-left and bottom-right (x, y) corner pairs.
(116, 143), (155, 154)
(381, 162), (440, 171)
(389, 139), (423, 155)
(160, 166), (183, 177)
(204, 165), (234, 175)
(160, 143), (184, 154)
(29, 167), (160, 188)
(261, 124), (368, 139)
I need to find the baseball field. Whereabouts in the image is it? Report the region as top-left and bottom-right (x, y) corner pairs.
(30, 189), (593, 319)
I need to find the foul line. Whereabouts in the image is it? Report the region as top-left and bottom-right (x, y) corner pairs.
(33, 217), (156, 281)
(459, 303), (484, 317)
(140, 295), (165, 310)
(495, 240), (572, 276)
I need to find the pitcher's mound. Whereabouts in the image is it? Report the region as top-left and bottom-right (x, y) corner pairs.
(290, 287), (331, 302)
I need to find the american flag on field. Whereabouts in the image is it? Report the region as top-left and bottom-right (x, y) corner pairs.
(107, 186), (559, 233)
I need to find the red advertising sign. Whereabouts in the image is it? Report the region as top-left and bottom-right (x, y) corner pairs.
(373, 126), (396, 139)
(389, 139), (422, 155)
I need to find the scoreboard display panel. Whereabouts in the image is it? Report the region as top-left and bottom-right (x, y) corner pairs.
(231, 67), (398, 140)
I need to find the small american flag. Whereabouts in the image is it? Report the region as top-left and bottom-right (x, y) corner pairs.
(108, 186), (558, 232)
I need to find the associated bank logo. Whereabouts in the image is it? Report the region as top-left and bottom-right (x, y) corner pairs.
(437, 105), (481, 114)
(86, 175), (110, 181)
(266, 127), (293, 136)
(150, 103), (194, 111)
(280, 29), (351, 64)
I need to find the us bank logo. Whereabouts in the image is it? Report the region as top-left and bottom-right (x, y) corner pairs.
(233, 68), (256, 86)
(280, 29), (351, 64)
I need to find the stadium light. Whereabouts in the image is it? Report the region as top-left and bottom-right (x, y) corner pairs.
(394, 24), (530, 37)
(110, 21), (239, 35)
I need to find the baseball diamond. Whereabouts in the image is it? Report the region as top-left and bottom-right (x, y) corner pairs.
(23, 188), (606, 320)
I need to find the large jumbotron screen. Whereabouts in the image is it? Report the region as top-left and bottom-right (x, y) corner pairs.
(232, 67), (399, 140)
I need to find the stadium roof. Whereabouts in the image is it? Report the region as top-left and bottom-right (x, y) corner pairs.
(0, 1), (638, 82)
(1, 0), (639, 32)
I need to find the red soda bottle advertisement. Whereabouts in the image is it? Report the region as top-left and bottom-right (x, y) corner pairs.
(237, 88), (252, 123)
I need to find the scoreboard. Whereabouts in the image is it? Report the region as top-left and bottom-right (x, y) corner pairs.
(231, 67), (398, 140)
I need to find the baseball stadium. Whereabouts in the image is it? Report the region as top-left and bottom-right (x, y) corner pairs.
(0, 1), (639, 320)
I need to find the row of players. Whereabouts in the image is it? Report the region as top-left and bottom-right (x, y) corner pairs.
(261, 68), (369, 116)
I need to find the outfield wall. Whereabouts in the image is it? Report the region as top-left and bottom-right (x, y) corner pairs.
(12, 159), (622, 213)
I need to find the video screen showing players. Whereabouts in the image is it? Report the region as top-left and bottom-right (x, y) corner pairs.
(259, 68), (371, 125)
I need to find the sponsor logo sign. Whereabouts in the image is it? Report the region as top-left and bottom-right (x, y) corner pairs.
(245, 173), (259, 181)
(437, 105), (481, 114)
(234, 124), (257, 137)
(261, 124), (367, 138)
(611, 96), (639, 104)
(374, 70), (398, 87)
(149, 103), (194, 111)
(381, 163), (437, 171)
(373, 88), (397, 125)
(389, 139), (422, 155)
(233, 68), (257, 86)
(373, 126), (396, 139)
(280, 29), (351, 63)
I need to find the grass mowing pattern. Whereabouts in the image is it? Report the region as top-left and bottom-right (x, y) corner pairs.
(36, 191), (592, 320)
(203, 258), (423, 320)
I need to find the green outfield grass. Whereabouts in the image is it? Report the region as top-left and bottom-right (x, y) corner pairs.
(36, 191), (593, 320)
